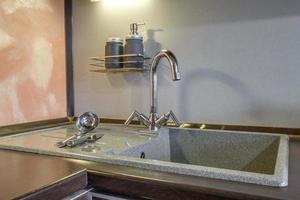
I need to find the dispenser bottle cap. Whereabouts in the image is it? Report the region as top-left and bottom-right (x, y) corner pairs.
(126, 23), (145, 40)
(106, 37), (123, 43)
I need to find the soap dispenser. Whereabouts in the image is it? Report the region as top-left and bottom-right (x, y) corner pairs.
(124, 23), (145, 68)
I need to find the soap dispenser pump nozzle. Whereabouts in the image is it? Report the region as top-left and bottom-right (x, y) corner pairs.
(127, 23), (145, 40)
(130, 23), (138, 35)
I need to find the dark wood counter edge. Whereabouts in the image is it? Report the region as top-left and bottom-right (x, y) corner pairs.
(86, 170), (274, 200)
(18, 170), (88, 200)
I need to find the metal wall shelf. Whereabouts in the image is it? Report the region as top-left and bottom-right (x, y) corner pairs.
(89, 54), (150, 73)
(90, 67), (148, 73)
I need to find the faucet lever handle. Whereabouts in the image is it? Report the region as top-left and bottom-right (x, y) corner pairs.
(124, 110), (150, 126)
(156, 110), (181, 127)
(168, 110), (181, 127)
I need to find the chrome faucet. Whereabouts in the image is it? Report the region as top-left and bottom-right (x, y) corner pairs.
(125, 49), (181, 131)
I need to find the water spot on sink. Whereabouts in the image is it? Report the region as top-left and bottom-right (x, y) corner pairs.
(81, 145), (101, 153)
(125, 141), (132, 147)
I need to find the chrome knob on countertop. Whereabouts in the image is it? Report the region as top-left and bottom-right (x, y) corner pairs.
(56, 112), (100, 148)
(76, 112), (99, 134)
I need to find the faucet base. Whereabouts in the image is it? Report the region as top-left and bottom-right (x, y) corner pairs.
(124, 110), (181, 131)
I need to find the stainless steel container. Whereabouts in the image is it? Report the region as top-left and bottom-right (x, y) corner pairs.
(105, 37), (123, 68)
(124, 37), (144, 68)
(124, 23), (144, 68)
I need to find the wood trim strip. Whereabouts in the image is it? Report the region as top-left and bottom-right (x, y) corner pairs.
(21, 170), (88, 200)
(86, 170), (274, 200)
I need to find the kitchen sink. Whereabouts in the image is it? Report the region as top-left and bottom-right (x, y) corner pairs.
(119, 128), (288, 187)
(0, 125), (288, 187)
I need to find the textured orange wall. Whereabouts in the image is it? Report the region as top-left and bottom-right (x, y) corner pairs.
(0, 0), (66, 126)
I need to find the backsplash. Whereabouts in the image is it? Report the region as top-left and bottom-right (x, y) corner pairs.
(0, 0), (66, 126)
(73, 0), (300, 128)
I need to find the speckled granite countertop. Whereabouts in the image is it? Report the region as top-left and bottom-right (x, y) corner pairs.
(0, 123), (299, 199)
(0, 124), (289, 187)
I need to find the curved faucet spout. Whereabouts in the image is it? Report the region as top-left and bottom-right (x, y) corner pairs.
(150, 49), (181, 81)
(149, 49), (181, 130)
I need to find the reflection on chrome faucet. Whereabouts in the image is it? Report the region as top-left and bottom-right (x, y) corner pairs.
(125, 49), (181, 131)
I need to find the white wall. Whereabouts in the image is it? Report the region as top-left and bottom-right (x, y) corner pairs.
(73, 0), (300, 128)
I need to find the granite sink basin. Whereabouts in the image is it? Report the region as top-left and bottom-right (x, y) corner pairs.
(119, 128), (289, 187)
(0, 125), (288, 187)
